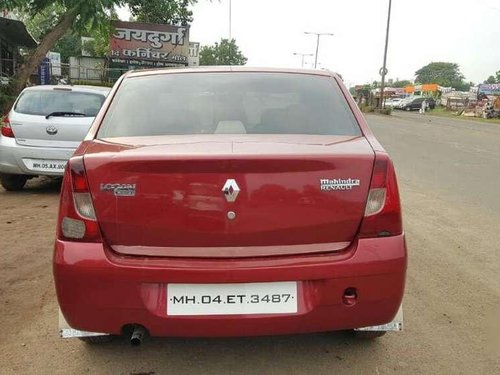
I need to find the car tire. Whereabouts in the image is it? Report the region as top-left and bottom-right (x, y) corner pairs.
(353, 330), (387, 339)
(78, 335), (114, 344)
(0, 174), (28, 191)
(405, 107), (411, 112)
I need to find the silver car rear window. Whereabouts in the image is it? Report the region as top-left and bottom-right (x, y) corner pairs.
(98, 72), (361, 137)
(14, 90), (105, 117)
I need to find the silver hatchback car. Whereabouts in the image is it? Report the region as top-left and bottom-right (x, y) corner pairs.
(0, 85), (110, 190)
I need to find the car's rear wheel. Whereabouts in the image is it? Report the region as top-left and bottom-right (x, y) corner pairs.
(405, 106), (411, 112)
(78, 335), (114, 344)
(0, 174), (28, 191)
(353, 330), (387, 339)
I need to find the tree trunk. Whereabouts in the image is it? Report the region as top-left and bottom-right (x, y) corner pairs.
(9, 8), (79, 100)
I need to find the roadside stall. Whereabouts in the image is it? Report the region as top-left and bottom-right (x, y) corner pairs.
(0, 14), (37, 79)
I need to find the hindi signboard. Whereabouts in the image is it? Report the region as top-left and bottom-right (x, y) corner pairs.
(109, 21), (189, 67)
(188, 42), (200, 67)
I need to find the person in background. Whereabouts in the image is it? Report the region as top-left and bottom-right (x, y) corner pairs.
(420, 99), (427, 114)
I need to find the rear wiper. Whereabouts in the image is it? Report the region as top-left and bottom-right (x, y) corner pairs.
(45, 111), (85, 119)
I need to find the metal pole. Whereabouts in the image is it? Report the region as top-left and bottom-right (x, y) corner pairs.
(293, 53), (313, 68)
(314, 34), (320, 69)
(379, 0), (392, 109)
(305, 32), (333, 69)
(229, 0), (232, 40)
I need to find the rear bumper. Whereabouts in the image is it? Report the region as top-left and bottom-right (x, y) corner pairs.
(0, 136), (74, 176)
(53, 235), (407, 337)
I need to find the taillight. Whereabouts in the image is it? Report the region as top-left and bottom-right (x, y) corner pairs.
(1, 114), (15, 138)
(358, 153), (402, 238)
(57, 156), (101, 242)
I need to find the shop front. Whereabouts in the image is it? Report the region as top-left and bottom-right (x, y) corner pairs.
(0, 14), (37, 78)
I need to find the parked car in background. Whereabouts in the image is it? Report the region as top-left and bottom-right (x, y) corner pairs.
(395, 96), (417, 110)
(400, 97), (425, 111)
(0, 85), (110, 190)
(385, 98), (404, 108)
(400, 97), (436, 111)
(53, 67), (406, 344)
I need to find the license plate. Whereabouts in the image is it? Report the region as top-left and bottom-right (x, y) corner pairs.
(23, 158), (67, 172)
(167, 282), (298, 316)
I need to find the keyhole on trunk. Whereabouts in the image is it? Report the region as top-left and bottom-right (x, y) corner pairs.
(227, 211), (236, 220)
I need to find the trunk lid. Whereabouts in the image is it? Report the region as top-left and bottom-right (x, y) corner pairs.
(10, 112), (95, 148)
(84, 135), (375, 257)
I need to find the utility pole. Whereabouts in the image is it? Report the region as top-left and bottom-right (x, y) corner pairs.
(293, 52), (314, 68)
(228, 0), (232, 40)
(304, 32), (333, 69)
(379, 0), (392, 109)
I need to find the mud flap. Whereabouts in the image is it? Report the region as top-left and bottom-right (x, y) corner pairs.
(59, 309), (110, 339)
(354, 305), (403, 332)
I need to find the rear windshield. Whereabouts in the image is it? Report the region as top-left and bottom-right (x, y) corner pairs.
(98, 73), (361, 137)
(15, 90), (105, 117)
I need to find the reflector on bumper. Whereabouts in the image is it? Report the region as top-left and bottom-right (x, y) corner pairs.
(354, 305), (403, 332)
(59, 309), (109, 339)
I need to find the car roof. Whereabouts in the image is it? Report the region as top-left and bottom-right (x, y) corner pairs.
(126, 66), (340, 79)
(22, 85), (111, 95)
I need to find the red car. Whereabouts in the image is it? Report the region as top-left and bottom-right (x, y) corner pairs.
(53, 67), (406, 345)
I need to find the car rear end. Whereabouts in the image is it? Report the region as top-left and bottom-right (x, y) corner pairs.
(0, 86), (109, 190)
(53, 69), (406, 340)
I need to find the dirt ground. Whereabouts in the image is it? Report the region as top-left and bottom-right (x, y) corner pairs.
(0, 112), (499, 374)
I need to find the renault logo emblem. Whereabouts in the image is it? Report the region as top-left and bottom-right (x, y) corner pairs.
(222, 179), (240, 202)
(46, 125), (58, 135)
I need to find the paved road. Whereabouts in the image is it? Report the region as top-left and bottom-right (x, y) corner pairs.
(0, 112), (499, 374)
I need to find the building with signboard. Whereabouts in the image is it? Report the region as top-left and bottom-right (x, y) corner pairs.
(62, 21), (198, 84)
(188, 42), (200, 67)
(478, 83), (500, 96)
(108, 20), (190, 77)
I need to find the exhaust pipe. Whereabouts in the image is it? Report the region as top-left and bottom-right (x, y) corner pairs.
(130, 325), (146, 346)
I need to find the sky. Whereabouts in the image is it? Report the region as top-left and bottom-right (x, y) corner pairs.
(119, 0), (500, 87)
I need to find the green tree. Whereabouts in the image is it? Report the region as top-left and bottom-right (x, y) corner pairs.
(15, 4), (82, 62)
(80, 36), (106, 58)
(454, 81), (474, 92)
(15, 3), (118, 61)
(392, 79), (412, 88)
(484, 75), (496, 84)
(54, 34), (83, 62)
(80, 8), (120, 58)
(1, 0), (199, 109)
(2, 0), (124, 101)
(199, 39), (247, 66)
(15, 3), (66, 40)
(128, 0), (196, 25)
(485, 71), (500, 84)
(415, 62), (465, 89)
